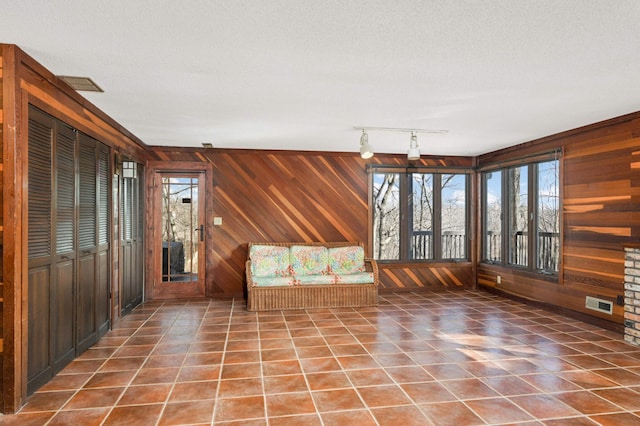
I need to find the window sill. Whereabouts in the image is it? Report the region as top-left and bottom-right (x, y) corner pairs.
(480, 262), (559, 283)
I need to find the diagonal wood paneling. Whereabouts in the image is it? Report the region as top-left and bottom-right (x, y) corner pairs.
(148, 148), (476, 297)
(378, 264), (473, 291)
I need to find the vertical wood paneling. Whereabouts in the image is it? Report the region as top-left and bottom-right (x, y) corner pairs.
(148, 148), (476, 297)
(0, 49), (4, 412)
(0, 43), (23, 415)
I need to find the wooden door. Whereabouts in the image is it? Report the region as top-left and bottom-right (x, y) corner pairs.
(152, 172), (206, 299)
(120, 165), (144, 316)
(27, 106), (112, 395)
(96, 145), (111, 337)
(27, 114), (55, 393)
(27, 112), (76, 393)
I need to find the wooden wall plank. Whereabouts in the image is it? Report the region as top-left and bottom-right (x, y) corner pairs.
(0, 42), (5, 414)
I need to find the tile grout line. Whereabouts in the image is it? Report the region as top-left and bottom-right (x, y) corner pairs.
(256, 303), (269, 425)
(150, 300), (187, 426)
(314, 307), (380, 426)
(284, 308), (326, 425)
(51, 302), (167, 425)
(210, 299), (236, 425)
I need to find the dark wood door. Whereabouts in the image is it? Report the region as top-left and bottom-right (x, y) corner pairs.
(27, 112), (76, 392)
(96, 145), (111, 337)
(27, 107), (112, 394)
(76, 135), (99, 353)
(120, 166), (144, 316)
(27, 115), (54, 392)
(53, 120), (77, 372)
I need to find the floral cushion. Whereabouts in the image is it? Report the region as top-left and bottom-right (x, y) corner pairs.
(297, 274), (336, 285)
(252, 276), (297, 287)
(328, 246), (365, 275)
(250, 245), (290, 277)
(333, 272), (375, 284)
(290, 245), (329, 276)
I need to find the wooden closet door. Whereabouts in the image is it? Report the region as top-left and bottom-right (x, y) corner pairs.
(27, 106), (113, 395)
(96, 145), (111, 337)
(76, 135), (99, 353)
(27, 110), (77, 393)
(52, 122), (77, 371)
(27, 112), (54, 392)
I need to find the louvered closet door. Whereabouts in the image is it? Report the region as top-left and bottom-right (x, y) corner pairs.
(27, 110), (77, 393)
(27, 106), (113, 395)
(96, 145), (111, 336)
(77, 135), (99, 353)
(121, 175), (134, 315)
(27, 111), (54, 392)
(52, 122), (77, 371)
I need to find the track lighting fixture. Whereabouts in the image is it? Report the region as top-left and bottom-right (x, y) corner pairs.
(407, 132), (420, 160)
(354, 126), (447, 160)
(359, 130), (374, 159)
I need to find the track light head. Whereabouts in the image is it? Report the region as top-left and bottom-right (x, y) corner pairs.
(407, 132), (420, 160)
(359, 130), (374, 159)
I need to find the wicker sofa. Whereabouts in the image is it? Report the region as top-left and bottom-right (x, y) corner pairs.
(246, 241), (379, 311)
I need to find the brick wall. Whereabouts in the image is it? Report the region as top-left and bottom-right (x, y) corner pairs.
(624, 248), (640, 345)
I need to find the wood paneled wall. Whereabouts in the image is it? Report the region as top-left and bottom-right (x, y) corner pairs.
(148, 148), (476, 298)
(0, 45), (5, 410)
(477, 112), (640, 325)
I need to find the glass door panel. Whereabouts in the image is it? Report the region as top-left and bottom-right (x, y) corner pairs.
(162, 176), (199, 283)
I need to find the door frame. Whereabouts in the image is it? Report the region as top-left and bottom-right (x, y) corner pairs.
(145, 161), (213, 299)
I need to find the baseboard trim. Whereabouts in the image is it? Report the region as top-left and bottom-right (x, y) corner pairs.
(482, 286), (623, 334)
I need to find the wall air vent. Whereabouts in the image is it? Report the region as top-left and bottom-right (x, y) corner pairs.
(58, 76), (104, 92)
(585, 296), (613, 315)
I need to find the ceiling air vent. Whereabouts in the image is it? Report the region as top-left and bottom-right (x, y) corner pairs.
(58, 76), (104, 92)
(585, 296), (613, 315)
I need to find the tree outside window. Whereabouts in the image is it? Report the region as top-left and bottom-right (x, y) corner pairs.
(411, 173), (433, 259)
(508, 165), (528, 267)
(441, 174), (467, 259)
(372, 173), (400, 260)
(482, 158), (560, 274)
(372, 170), (469, 262)
(483, 170), (502, 262)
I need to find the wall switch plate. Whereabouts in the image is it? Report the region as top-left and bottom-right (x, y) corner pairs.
(213, 217), (222, 226)
(496, 275), (501, 284)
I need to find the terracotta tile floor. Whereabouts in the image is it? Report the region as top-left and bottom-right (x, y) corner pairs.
(4, 290), (640, 425)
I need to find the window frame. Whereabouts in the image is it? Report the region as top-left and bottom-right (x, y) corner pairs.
(480, 152), (561, 276)
(369, 165), (472, 264)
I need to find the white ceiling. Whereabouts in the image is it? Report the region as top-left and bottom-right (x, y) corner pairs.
(2, 1), (640, 156)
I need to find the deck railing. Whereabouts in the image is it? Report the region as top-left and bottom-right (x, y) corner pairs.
(485, 231), (559, 271)
(412, 230), (466, 260)
(412, 230), (559, 269)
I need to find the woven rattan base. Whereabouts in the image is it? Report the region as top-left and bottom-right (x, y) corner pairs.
(247, 284), (378, 311)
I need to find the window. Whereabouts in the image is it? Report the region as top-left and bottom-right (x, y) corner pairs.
(482, 157), (560, 273)
(508, 165), (528, 267)
(372, 169), (470, 262)
(411, 173), (433, 259)
(372, 173), (400, 260)
(483, 170), (502, 262)
(537, 160), (560, 271)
